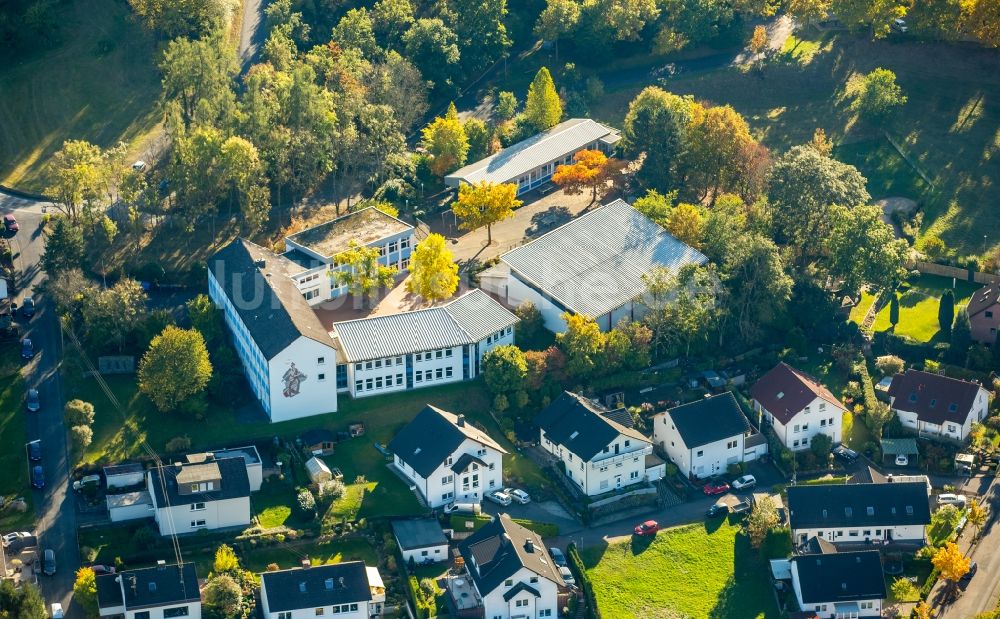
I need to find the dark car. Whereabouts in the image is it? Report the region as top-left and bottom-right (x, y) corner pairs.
(31, 465), (45, 489)
(20, 296), (34, 319)
(3, 214), (19, 233)
(549, 547), (568, 568)
(960, 562), (978, 585)
(703, 479), (731, 496)
(90, 564), (116, 575)
(20, 338), (34, 360)
(634, 520), (659, 536)
(27, 440), (41, 462)
(43, 549), (56, 576)
(707, 503), (729, 518)
(833, 445), (859, 463)
(25, 388), (40, 412)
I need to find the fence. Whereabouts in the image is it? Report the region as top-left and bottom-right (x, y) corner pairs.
(911, 260), (998, 286)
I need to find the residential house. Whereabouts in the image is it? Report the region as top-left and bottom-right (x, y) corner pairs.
(388, 405), (507, 508)
(750, 363), (846, 451)
(445, 118), (620, 196)
(392, 519), (449, 564)
(536, 391), (657, 496)
(786, 482), (931, 547)
(96, 562), (202, 619)
(479, 199), (708, 333)
(186, 446), (263, 492)
(452, 514), (563, 619)
(653, 392), (766, 479)
(887, 370), (991, 441)
(790, 550), (886, 619)
(967, 281), (1000, 347)
(146, 456), (252, 537)
(259, 561), (385, 619)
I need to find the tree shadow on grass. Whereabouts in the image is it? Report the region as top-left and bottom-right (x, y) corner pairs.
(629, 533), (655, 556)
(708, 533), (780, 619)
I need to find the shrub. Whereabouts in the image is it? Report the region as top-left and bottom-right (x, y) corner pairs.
(297, 489), (316, 519)
(165, 436), (192, 453)
(318, 480), (346, 501)
(132, 526), (156, 547)
(64, 399), (95, 426)
(71, 425), (94, 452)
(726, 462), (743, 476)
(875, 355), (904, 377)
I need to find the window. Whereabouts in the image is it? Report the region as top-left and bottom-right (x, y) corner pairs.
(415, 371), (423, 383)
(316, 609), (325, 616)
(505, 579), (513, 587)
(540, 610), (553, 617)
(624, 440), (630, 447)
(375, 359), (383, 369)
(190, 502), (205, 511)
(303, 289), (319, 300)
(354, 363), (362, 372)
(727, 440), (737, 449)
(530, 576), (539, 584)
(318, 373), (326, 381)
(366, 378), (373, 390)
(401, 237), (410, 249)
(442, 475), (453, 484)
(190, 519), (206, 528)
(516, 599), (528, 607)
(793, 424), (800, 433)
(630, 471), (639, 479)
(355, 380), (363, 392)
(987, 311), (994, 318)
(164, 608), (189, 617)
(396, 374), (404, 385)
(820, 419), (827, 427)
(819, 402), (826, 411)
(389, 240), (399, 253)
(802, 424), (809, 431)
(136, 614), (152, 619)
(442, 491), (453, 501)
(436, 368), (443, 379)
(436, 349), (443, 359)
(948, 424), (957, 432)
(375, 376), (383, 389)
(446, 348), (454, 357)
(378, 245), (387, 256)
(600, 480), (609, 489)
(696, 450), (703, 457)
(793, 440), (800, 447)
(365, 361), (373, 370)
(401, 258), (410, 270)
(415, 353), (422, 362)
(446, 367), (453, 378)
(396, 356), (403, 365)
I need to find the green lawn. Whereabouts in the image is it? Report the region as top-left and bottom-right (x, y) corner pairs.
(870, 275), (981, 342)
(0, 0), (161, 192)
(238, 538), (378, 573)
(582, 520), (778, 618)
(253, 477), (312, 530)
(322, 438), (424, 522)
(0, 348), (33, 530)
(842, 410), (874, 451)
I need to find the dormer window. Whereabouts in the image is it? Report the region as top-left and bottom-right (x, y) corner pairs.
(906, 505), (914, 515)
(909, 393), (918, 402)
(929, 399), (937, 408)
(776, 392), (784, 399)
(866, 506), (874, 516)
(948, 403), (958, 412)
(845, 507), (853, 517)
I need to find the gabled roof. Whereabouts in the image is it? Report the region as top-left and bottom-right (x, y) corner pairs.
(388, 406), (507, 478)
(888, 369), (986, 426)
(285, 206), (413, 260)
(261, 561), (374, 612)
(503, 581), (541, 601)
(499, 199), (708, 318)
(332, 290), (518, 362)
(534, 391), (651, 461)
(96, 563), (200, 611)
(967, 282), (1000, 318)
(148, 456), (251, 508)
(300, 428), (337, 446)
(661, 392), (751, 449)
(750, 363), (846, 425)
(792, 550), (886, 604)
(209, 239), (334, 359)
(392, 519), (448, 551)
(103, 463), (144, 477)
(786, 482), (930, 530)
(451, 453), (488, 474)
(445, 118), (619, 186)
(459, 514), (562, 595)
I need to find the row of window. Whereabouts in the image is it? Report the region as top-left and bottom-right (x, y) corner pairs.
(484, 325), (513, 344)
(793, 420), (835, 433)
(416, 367), (453, 383)
(190, 519), (206, 528)
(303, 288), (321, 300)
(190, 502), (205, 511)
(355, 356), (404, 372)
(802, 402), (827, 414)
(415, 348), (454, 362)
(378, 237), (411, 256)
(356, 374), (404, 392)
(299, 272), (322, 285)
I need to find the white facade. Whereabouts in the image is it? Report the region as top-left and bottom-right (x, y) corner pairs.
(99, 602), (203, 619)
(653, 414), (746, 479)
(754, 396), (842, 451)
(791, 524), (926, 547)
(147, 475), (251, 537)
(540, 429), (651, 496)
(891, 388), (990, 442)
(398, 541), (449, 565)
(107, 491), (155, 523)
(259, 593), (374, 619)
(394, 437), (504, 507)
(478, 566), (561, 619)
(790, 564), (882, 619)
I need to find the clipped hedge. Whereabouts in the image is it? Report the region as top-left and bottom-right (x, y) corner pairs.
(919, 567), (940, 600)
(567, 542), (601, 619)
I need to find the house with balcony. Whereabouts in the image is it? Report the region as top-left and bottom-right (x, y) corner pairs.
(653, 392), (766, 479)
(259, 561), (385, 619)
(147, 455), (252, 537)
(789, 550), (886, 619)
(750, 363), (847, 451)
(536, 391), (657, 496)
(968, 281), (1000, 347)
(451, 514), (563, 619)
(887, 370), (991, 442)
(389, 405), (507, 508)
(96, 562), (202, 619)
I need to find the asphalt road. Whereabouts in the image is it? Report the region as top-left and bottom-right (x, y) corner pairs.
(1, 191), (78, 614)
(940, 475), (1000, 617)
(238, 0), (269, 74)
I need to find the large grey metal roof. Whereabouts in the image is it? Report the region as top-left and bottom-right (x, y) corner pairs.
(445, 118), (619, 186)
(332, 290), (518, 362)
(500, 199), (708, 318)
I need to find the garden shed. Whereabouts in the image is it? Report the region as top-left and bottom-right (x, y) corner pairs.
(305, 456), (332, 483)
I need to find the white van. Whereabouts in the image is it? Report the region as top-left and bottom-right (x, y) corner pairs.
(443, 501), (482, 515)
(50, 603), (64, 618)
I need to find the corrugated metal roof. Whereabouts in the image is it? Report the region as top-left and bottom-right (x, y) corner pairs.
(500, 199), (708, 318)
(445, 118), (618, 186)
(332, 290), (518, 362)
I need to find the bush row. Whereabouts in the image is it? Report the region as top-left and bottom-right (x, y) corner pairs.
(567, 543), (601, 619)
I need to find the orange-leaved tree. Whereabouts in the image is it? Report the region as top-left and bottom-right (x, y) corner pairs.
(552, 149), (623, 203)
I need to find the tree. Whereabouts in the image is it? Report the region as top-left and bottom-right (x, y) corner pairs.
(41, 216), (86, 275)
(332, 8), (380, 58)
(622, 87), (693, 190)
(913, 602), (936, 619)
(214, 544), (240, 574)
(641, 264), (719, 356)
(722, 232), (792, 344)
(0, 581), (47, 619)
(204, 574), (243, 617)
(825, 204), (908, 294)
(463, 118), (491, 161)
(939, 290), (956, 337)
(524, 67), (563, 132)
(749, 25), (767, 70)
(747, 496), (780, 549)
(606, 0), (662, 41)
(159, 32), (238, 131)
(889, 293), (900, 326)
(186, 294), (222, 345)
(403, 18), (460, 91)
(515, 302), (545, 345)
(557, 313), (604, 379)
(787, 0), (831, 25)
(932, 542), (971, 587)
(890, 577), (919, 603)
(551, 149), (619, 202)
(451, 0), (511, 73)
(907, 0), (964, 40)
(496, 91), (519, 121)
(47, 140), (105, 223)
(482, 345), (528, 397)
(810, 433), (833, 459)
(808, 128), (834, 156)
(367, 52), (429, 134)
(74, 566), (98, 618)
(372, 0), (414, 44)
(71, 425), (94, 452)
(333, 240), (399, 303)
(422, 103), (469, 176)
(601, 327), (631, 373)
(79, 278), (149, 353)
(966, 0), (1000, 47)
(950, 307), (972, 363)
(406, 234), (459, 302)
(451, 181), (522, 244)
(632, 189), (675, 226)
(534, 0), (581, 60)
(138, 326), (213, 412)
(685, 104), (761, 203)
(65, 399), (96, 426)
(127, 0), (225, 37)
(850, 68), (907, 120)
(967, 499), (987, 539)
(666, 203), (704, 248)
(875, 354), (904, 376)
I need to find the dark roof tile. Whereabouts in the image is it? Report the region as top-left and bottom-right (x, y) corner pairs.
(459, 514), (562, 594)
(388, 406), (506, 478)
(787, 482), (930, 529)
(534, 392), (650, 461)
(96, 563), (200, 611)
(662, 392), (752, 449)
(887, 370), (985, 426)
(792, 550), (886, 604)
(261, 562), (373, 612)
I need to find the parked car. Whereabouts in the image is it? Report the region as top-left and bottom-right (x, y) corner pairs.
(21, 338), (34, 360)
(90, 564), (116, 575)
(706, 502), (729, 518)
(43, 548), (56, 575)
(50, 603), (64, 619)
(634, 520), (659, 536)
(892, 18), (908, 32)
(3, 214), (19, 233)
(31, 465), (45, 489)
(486, 490), (512, 506)
(731, 475), (757, 490)
(832, 445), (859, 463)
(443, 502), (481, 515)
(703, 479), (730, 495)
(549, 547), (568, 568)
(25, 388), (40, 412)
(28, 439), (42, 462)
(505, 488), (531, 504)
(960, 562), (978, 585)
(937, 493), (967, 507)
(72, 474), (101, 492)
(558, 565), (576, 587)
(20, 296), (34, 319)
(895, 454), (909, 466)
(1, 531), (31, 548)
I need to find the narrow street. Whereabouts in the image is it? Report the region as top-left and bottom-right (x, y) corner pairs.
(938, 475), (1000, 617)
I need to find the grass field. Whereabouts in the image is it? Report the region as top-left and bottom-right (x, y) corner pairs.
(870, 275), (981, 342)
(582, 520), (778, 618)
(238, 537), (378, 573)
(0, 0), (162, 193)
(0, 348), (34, 530)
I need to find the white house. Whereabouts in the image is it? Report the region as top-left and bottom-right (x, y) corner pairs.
(786, 482), (931, 548)
(653, 392), (765, 479)
(790, 550), (886, 619)
(392, 519), (449, 565)
(535, 392), (656, 496)
(259, 561), (385, 619)
(388, 405), (507, 508)
(147, 456), (252, 537)
(479, 199), (707, 333)
(445, 118), (620, 195)
(750, 363), (847, 451)
(96, 562), (202, 619)
(887, 369), (992, 442)
(453, 514), (563, 619)
(283, 206), (414, 306)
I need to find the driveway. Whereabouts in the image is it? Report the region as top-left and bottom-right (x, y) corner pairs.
(1, 190), (77, 614)
(238, 0), (270, 74)
(481, 499), (583, 538)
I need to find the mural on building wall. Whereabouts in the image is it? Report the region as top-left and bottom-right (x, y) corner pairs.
(282, 363), (307, 397)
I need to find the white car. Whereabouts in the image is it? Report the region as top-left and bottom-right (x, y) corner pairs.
(892, 18), (908, 33)
(937, 493), (967, 507)
(895, 454), (909, 466)
(505, 488), (531, 504)
(50, 603), (64, 619)
(486, 490), (512, 506)
(1, 531), (31, 547)
(558, 565), (576, 587)
(731, 474), (757, 490)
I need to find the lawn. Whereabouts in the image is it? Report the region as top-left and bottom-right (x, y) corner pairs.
(870, 275), (981, 342)
(253, 477), (311, 530)
(0, 347), (34, 530)
(0, 0), (161, 193)
(238, 538), (378, 573)
(582, 520), (778, 618)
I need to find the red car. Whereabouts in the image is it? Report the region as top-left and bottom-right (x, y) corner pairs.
(703, 480), (731, 495)
(634, 520), (659, 536)
(3, 214), (18, 233)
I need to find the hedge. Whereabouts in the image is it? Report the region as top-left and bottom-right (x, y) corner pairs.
(448, 514), (559, 537)
(406, 575), (436, 618)
(567, 542), (601, 619)
(919, 567), (940, 600)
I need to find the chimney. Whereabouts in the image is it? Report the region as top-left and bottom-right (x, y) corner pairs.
(156, 560), (166, 569)
(524, 539), (535, 553)
(301, 559), (312, 569)
(255, 259), (267, 269)
(457, 415), (465, 427)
